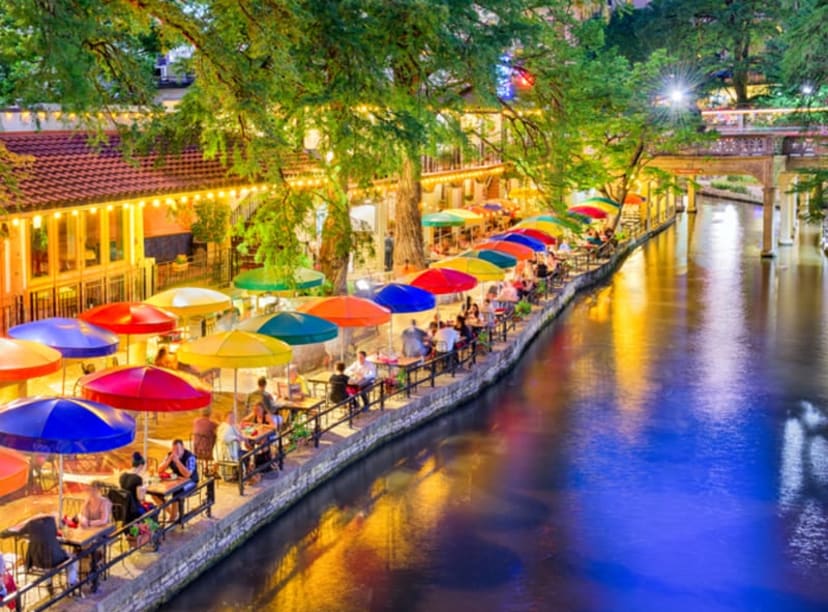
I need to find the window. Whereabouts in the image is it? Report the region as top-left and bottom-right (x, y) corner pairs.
(84, 210), (101, 266)
(108, 207), (124, 262)
(30, 218), (49, 278)
(57, 214), (78, 272)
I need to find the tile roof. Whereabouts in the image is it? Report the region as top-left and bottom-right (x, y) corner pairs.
(0, 131), (314, 210)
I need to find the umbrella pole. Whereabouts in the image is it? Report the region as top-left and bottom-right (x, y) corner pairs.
(144, 413), (149, 459)
(233, 369), (239, 423)
(58, 455), (64, 521)
(61, 363), (67, 396)
(126, 334), (130, 365)
(388, 320), (393, 353)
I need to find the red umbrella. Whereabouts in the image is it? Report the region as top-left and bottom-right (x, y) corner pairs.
(77, 365), (212, 457)
(474, 240), (534, 261)
(299, 296), (391, 327)
(0, 338), (62, 382)
(408, 268), (478, 294)
(504, 228), (557, 246)
(567, 205), (609, 219)
(79, 302), (178, 335)
(0, 447), (28, 498)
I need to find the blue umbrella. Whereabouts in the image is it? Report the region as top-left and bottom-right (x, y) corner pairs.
(237, 311), (339, 345)
(491, 233), (547, 252)
(460, 249), (518, 269)
(9, 317), (119, 393)
(373, 283), (437, 313)
(482, 202), (504, 212)
(0, 396), (136, 517)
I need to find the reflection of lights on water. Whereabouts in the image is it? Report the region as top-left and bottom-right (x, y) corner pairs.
(779, 418), (804, 510)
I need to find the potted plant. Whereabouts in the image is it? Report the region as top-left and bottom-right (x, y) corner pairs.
(514, 299), (532, 320)
(127, 517), (160, 550)
(172, 253), (189, 272)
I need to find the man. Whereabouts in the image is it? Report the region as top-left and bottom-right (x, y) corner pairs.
(384, 231), (394, 272)
(157, 439), (198, 522)
(345, 350), (377, 408)
(247, 376), (277, 415)
(434, 321), (460, 369)
(191, 407), (218, 469)
(401, 319), (429, 358)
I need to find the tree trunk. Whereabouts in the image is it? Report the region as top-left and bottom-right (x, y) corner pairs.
(318, 182), (351, 295)
(393, 153), (426, 270)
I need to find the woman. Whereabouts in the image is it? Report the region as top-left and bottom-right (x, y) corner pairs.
(241, 401), (277, 430)
(214, 412), (245, 481)
(154, 347), (176, 369)
(284, 365), (308, 400)
(79, 481), (113, 528)
(119, 452), (148, 524)
(466, 303), (481, 327)
(328, 361), (350, 405)
(241, 402), (277, 473)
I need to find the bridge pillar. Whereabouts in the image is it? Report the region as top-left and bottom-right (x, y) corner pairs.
(686, 180), (697, 214)
(761, 185), (776, 258)
(778, 177), (794, 247)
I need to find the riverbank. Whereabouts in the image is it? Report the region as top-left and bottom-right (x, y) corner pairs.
(64, 216), (675, 612)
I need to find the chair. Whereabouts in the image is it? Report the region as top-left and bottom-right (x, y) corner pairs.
(22, 516), (73, 595)
(191, 433), (216, 478)
(28, 455), (58, 494)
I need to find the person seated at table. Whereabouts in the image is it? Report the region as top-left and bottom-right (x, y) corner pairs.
(281, 365), (308, 400)
(4, 515), (78, 587)
(247, 376), (278, 416)
(495, 282), (518, 307)
(154, 347), (177, 369)
(401, 319), (429, 358)
(156, 439), (198, 522)
(214, 412), (245, 481)
(191, 407), (218, 467)
(79, 481), (113, 528)
(328, 361), (352, 406)
(556, 239), (572, 256)
(240, 402), (277, 473)
(454, 315), (473, 345)
(480, 298), (495, 328)
(466, 303), (482, 327)
(434, 321), (459, 358)
(345, 350), (377, 408)
(583, 227), (602, 247)
(120, 452), (149, 524)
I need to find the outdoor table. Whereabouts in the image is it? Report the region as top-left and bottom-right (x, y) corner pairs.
(146, 476), (193, 527)
(239, 425), (277, 472)
(366, 354), (422, 388)
(60, 524), (115, 592)
(275, 397), (324, 423)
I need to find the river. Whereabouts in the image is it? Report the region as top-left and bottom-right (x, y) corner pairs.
(165, 201), (828, 612)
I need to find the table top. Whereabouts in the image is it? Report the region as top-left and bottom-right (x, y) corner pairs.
(146, 476), (191, 497)
(60, 524), (115, 549)
(275, 397), (324, 411)
(366, 354), (422, 368)
(240, 424), (276, 443)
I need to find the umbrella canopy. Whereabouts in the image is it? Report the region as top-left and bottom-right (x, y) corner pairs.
(624, 193), (646, 205)
(582, 196), (621, 210)
(145, 287), (232, 318)
(8, 317), (118, 359)
(441, 208), (484, 224)
(474, 240), (534, 261)
(468, 206), (495, 218)
(514, 219), (566, 237)
(565, 210), (593, 225)
(78, 366), (212, 412)
(177, 330), (292, 370)
(373, 284), (436, 314)
(0, 338), (62, 382)
(421, 212), (465, 228)
(0, 447), (28, 498)
(408, 268), (477, 295)
(233, 267), (325, 292)
(491, 233), (547, 252)
(300, 296), (392, 327)
(237, 311), (339, 345)
(79, 302), (178, 336)
(481, 202), (504, 212)
(460, 249), (518, 269)
(0, 397), (136, 455)
(568, 205), (609, 219)
(431, 256), (505, 282)
(528, 214), (583, 233)
(505, 227), (557, 245)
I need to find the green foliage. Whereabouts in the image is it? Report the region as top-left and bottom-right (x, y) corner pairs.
(789, 169), (828, 223)
(710, 180), (749, 195)
(191, 199), (230, 246)
(514, 299), (532, 318)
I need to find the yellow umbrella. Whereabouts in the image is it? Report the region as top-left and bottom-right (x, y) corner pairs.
(145, 287), (232, 318)
(441, 208), (485, 224)
(176, 330), (292, 421)
(431, 256), (505, 282)
(514, 219), (566, 236)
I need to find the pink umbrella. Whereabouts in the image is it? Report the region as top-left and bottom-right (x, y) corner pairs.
(567, 205), (609, 219)
(407, 268), (478, 295)
(78, 365), (212, 457)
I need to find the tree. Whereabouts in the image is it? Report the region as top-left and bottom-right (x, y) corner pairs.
(780, 0), (828, 96)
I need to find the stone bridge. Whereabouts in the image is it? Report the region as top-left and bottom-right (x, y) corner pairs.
(651, 108), (828, 256)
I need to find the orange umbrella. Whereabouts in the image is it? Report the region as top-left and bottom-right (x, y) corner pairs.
(624, 193), (646, 205)
(474, 240), (535, 261)
(0, 338), (63, 382)
(0, 447), (28, 498)
(299, 296), (391, 328)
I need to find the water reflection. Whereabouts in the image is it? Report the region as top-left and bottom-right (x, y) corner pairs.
(167, 202), (828, 612)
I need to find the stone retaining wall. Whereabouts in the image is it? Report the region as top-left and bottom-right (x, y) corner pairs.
(94, 219), (675, 612)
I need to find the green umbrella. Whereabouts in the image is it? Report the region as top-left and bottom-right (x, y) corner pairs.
(528, 214), (583, 233)
(233, 267), (325, 291)
(582, 196), (621, 209)
(460, 249), (517, 269)
(421, 212), (465, 228)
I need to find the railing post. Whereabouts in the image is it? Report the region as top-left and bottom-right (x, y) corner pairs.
(278, 433), (284, 470)
(430, 358), (436, 387)
(406, 367), (412, 398)
(238, 455), (245, 496)
(313, 413), (321, 448)
(206, 479), (214, 518)
(380, 380), (385, 410)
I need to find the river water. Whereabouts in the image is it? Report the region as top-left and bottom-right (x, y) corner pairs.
(166, 202), (828, 612)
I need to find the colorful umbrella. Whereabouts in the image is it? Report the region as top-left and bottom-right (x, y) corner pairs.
(176, 331), (292, 421)
(237, 311), (339, 345)
(0, 447), (28, 498)
(624, 193), (646, 205)
(441, 208), (484, 224)
(299, 296), (392, 327)
(460, 249), (518, 269)
(527, 214), (583, 232)
(505, 227), (557, 245)
(421, 212), (465, 228)
(79, 301), (178, 365)
(408, 268), (478, 295)
(582, 196), (621, 209)
(568, 205), (609, 219)
(79, 302), (178, 336)
(0, 338), (62, 383)
(474, 240), (534, 261)
(145, 287), (232, 318)
(431, 256), (505, 282)
(481, 202), (504, 212)
(491, 233), (547, 252)
(8, 317), (119, 393)
(514, 219), (566, 237)
(565, 211), (593, 225)
(78, 365), (212, 458)
(373, 284), (437, 314)
(0, 396), (136, 517)
(233, 267), (326, 292)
